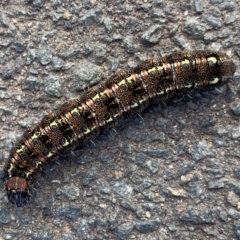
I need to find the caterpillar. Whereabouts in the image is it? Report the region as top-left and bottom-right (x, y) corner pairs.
(4, 51), (236, 206)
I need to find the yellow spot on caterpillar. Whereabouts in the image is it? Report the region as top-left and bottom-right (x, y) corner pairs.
(114, 113), (120, 119)
(16, 145), (25, 153)
(92, 95), (100, 101)
(130, 102), (139, 108)
(127, 76), (134, 82)
(118, 79), (130, 88)
(32, 132), (40, 140)
(71, 108), (79, 115)
(181, 59), (189, 65)
(8, 163), (15, 174)
(62, 139), (70, 147)
(165, 86), (174, 92)
(183, 81), (192, 89)
(45, 151), (54, 158)
(50, 121), (58, 127)
(83, 127), (91, 135)
(26, 172), (32, 178)
(156, 89), (164, 96)
(207, 56), (217, 63)
(36, 161), (42, 168)
(140, 96), (147, 102)
(148, 66), (164, 73)
(209, 77), (220, 84)
(106, 117), (113, 124)
(139, 98), (148, 105)
(77, 105), (85, 112)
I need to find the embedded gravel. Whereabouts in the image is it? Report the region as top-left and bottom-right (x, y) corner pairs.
(0, 0), (240, 240)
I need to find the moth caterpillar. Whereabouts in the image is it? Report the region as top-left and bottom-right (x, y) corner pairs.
(4, 51), (236, 206)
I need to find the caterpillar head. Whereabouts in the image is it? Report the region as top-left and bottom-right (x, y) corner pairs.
(6, 177), (30, 207)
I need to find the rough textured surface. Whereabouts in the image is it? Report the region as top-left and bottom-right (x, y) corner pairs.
(0, 0), (239, 239)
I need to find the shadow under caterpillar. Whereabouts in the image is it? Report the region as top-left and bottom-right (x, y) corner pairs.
(4, 50), (236, 206)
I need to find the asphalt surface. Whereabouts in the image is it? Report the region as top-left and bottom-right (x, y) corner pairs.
(0, 0), (240, 239)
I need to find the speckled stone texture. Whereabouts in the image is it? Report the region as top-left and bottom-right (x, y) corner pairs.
(0, 0), (239, 239)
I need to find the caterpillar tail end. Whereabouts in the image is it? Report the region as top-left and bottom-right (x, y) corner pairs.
(224, 59), (236, 79)
(6, 177), (30, 207)
(221, 53), (236, 83)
